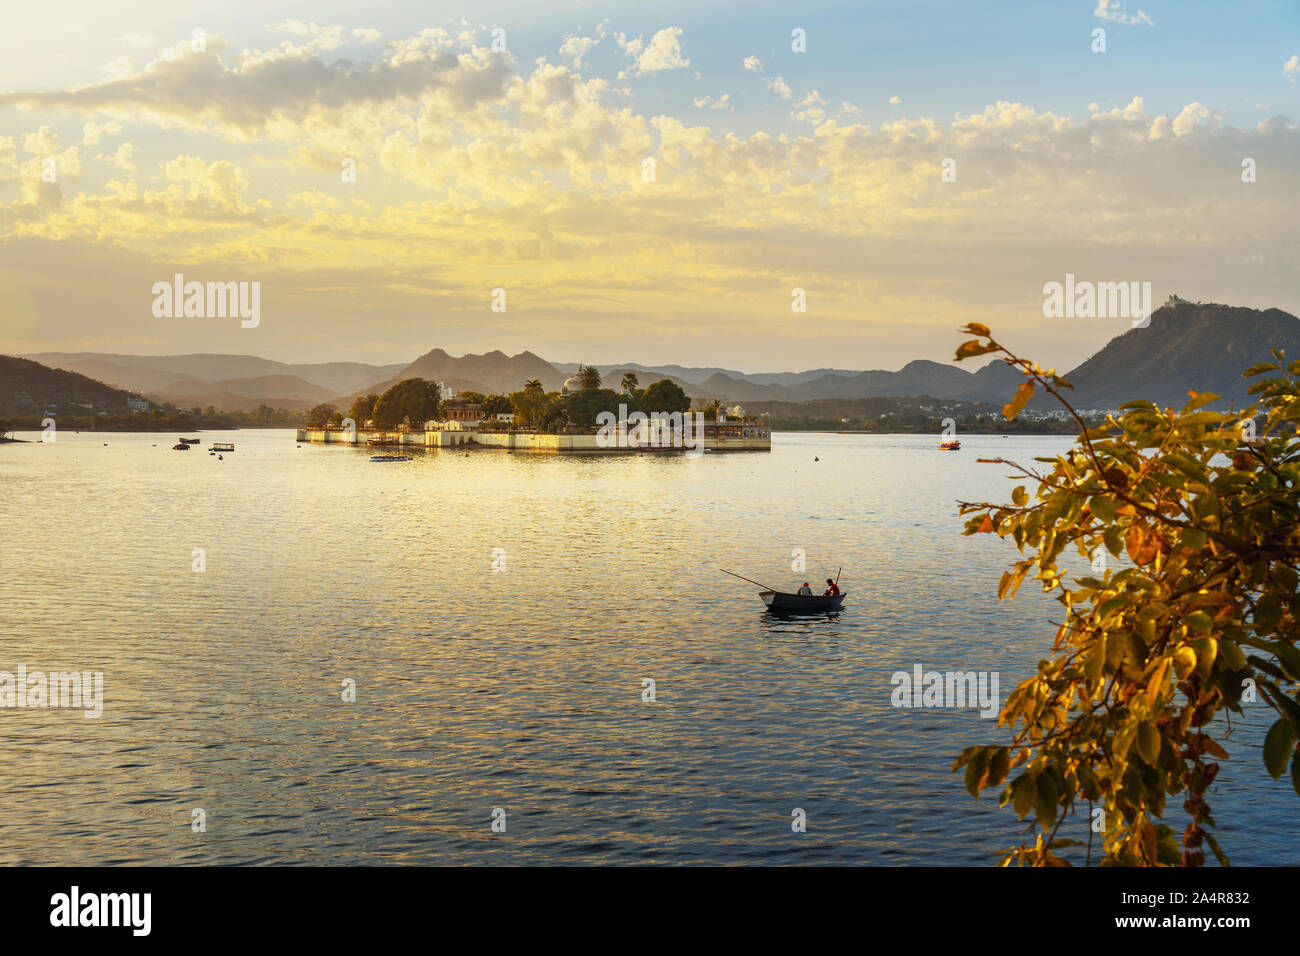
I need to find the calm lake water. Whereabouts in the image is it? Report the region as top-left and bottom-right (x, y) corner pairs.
(1, 429), (1294, 865)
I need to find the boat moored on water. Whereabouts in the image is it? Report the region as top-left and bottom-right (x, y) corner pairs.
(938, 439), (961, 450)
(171, 442), (190, 450)
(370, 455), (411, 462)
(209, 442), (234, 453)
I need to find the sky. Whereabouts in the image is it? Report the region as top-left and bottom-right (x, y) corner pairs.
(0, 0), (1297, 374)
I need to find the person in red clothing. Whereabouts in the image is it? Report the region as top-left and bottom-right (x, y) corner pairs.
(822, 578), (841, 597)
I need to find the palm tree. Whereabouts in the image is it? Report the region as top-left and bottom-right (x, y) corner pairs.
(620, 372), (639, 394)
(578, 364), (602, 389)
(524, 378), (542, 391)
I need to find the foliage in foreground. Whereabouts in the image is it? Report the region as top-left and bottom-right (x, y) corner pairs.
(952, 323), (1300, 866)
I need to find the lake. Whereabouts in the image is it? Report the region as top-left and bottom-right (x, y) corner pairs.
(0, 429), (1293, 864)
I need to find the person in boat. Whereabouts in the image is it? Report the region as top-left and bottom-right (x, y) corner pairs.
(797, 582), (813, 595)
(823, 578), (841, 597)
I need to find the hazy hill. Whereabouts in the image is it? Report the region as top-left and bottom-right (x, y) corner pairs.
(157, 374), (336, 404)
(29, 353), (404, 396)
(1043, 301), (1300, 410)
(390, 348), (564, 395)
(0, 355), (150, 414)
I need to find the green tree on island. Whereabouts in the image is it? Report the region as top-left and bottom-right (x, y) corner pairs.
(372, 379), (440, 429)
(640, 379), (691, 414)
(482, 394), (513, 417)
(564, 388), (623, 428)
(952, 323), (1300, 867)
(509, 380), (549, 427)
(307, 403), (338, 426)
(349, 394), (379, 424)
(620, 372), (639, 394)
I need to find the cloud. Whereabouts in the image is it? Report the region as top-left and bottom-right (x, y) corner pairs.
(560, 35), (599, 68)
(353, 28), (382, 44)
(0, 35), (515, 142)
(743, 56), (763, 72)
(793, 90), (827, 123)
(619, 27), (689, 75)
(1285, 55), (1299, 83)
(693, 94), (733, 111)
(2, 29), (1296, 375)
(96, 142), (136, 171)
(1093, 1), (1154, 26)
(765, 76), (792, 100)
(889, 95), (901, 105)
(82, 121), (122, 148)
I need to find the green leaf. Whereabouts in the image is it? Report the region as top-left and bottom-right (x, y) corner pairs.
(1203, 833), (1231, 867)
(1137, 722), (1161, 765)
(964, 748), (989, 797)
(1264, 719), (1296, 779)
(1035, 774), (1059, 829)
(1089, 495), (1116, 523)
(1011, 775), (1034, 818)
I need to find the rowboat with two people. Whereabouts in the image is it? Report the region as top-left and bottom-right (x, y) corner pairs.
(720, 568), (847, 613)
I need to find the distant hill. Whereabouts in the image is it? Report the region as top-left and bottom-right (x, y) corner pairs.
(1043, 300), (1300, 411)
(153, 374), (336, 404)
(28, 353), (404, 397)
(0, 355), (151, 415)
(382, 348), (565, 396)
(684, 359), (1021, 404)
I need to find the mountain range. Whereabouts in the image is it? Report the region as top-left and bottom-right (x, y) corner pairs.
(17, 300), (1298, 414)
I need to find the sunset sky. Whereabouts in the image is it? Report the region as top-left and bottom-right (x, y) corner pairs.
(1, 0), (1297, 373)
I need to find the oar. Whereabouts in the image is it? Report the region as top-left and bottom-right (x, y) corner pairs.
(720, 568), (778, 591)
(834, 566), (842, 585)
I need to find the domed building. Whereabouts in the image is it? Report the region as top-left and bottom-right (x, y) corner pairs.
(561, 374), (586, 395)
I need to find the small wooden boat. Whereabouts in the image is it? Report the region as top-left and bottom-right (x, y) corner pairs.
(938, 439), (961, 450)
(180, 438), (201, 444)
(721, 568), (846, 613)
(171, 442), (190, 450)
(760, 589), (847, 612)
(209, 442), (234, 452)
(370, 455), (411, 462)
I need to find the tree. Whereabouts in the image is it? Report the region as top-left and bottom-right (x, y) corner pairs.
(565, 388), (622, 428)
(372, 379), (440, 429)
(952, 323), (1300, 867)
(349, 394), (379, 424)
(483, 394), (513, 417)
(640, 379), (691, 414)
(524, 379), (542, 391)
(307, 403), (337, 426)
(578, 364), (602, 389)
(509, 387), (549, 427)
(621, 372), (639, 394)
(457, 391), (486, 405)
(698, 398), (722, 419)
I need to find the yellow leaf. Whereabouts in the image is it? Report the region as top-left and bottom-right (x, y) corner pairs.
(956, 339), (1000, 361)
(1146, 657), (1171, 709)
(1172, 646), (1197, 680)
(1002, 382), (1036, 420)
